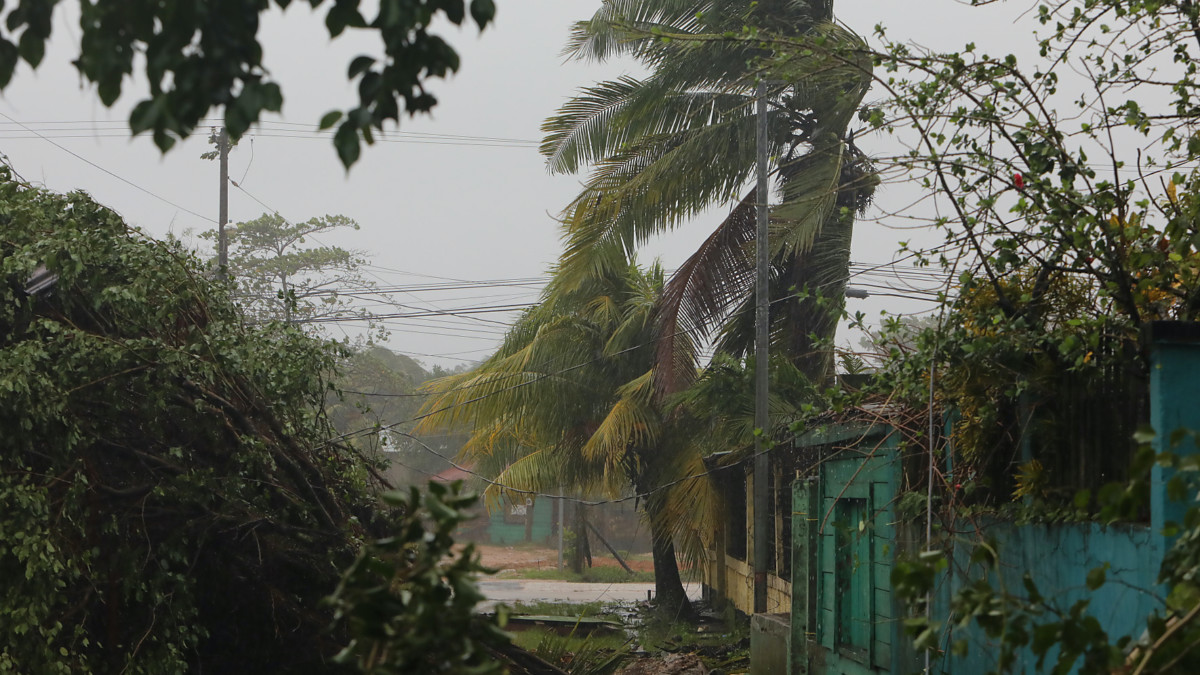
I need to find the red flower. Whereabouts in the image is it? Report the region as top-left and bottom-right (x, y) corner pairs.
(1013, 172), (1025, 190)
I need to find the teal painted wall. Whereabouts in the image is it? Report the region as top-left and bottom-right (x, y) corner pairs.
(793, 425), (908, 675)
(787, 325), (1200, 674)
(1148, 322), (1200, 569)
(934, 522), (1159, 674)
(487, 498), (554, 545)
(795, 445), (1162, 675)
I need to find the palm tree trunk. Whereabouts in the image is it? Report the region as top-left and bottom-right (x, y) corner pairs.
(781, 207), (854, 385)
(569, 500), (592, 573)
(778, 137), (874, 385)
(647, 506), (694, 620)
(636, 447), (695, 620)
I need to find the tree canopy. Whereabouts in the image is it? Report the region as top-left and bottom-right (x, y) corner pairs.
(0, 0), (495, 167)
(203, 212), (382, 327)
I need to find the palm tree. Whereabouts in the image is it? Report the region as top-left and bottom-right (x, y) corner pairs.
(541, 0), (877, 393)
(415, 262), (713, 617)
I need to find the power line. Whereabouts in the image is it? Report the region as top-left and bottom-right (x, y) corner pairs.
(296, 303), (536, 324)
(0, 112), (216, 224)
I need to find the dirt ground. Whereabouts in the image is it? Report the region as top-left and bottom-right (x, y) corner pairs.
(475, 543), (655, 573)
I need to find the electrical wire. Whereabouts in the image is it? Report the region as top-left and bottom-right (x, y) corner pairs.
(0, 112), (216, 224)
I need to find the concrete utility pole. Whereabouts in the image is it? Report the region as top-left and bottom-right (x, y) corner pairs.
(217, 127), (230, 279)
(753, 81), (770, 615)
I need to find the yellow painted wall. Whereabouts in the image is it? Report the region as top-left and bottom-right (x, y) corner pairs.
(705, 552), (791, 615)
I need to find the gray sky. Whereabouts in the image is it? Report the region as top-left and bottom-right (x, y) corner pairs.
(0, 1), (1028, 368)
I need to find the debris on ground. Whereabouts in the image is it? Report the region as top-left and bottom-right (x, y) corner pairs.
(615, 653), (711, 675)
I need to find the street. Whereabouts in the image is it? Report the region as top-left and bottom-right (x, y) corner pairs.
(477, 580), (703, 612)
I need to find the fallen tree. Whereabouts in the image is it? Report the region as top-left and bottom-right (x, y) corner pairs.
(0, 169), (378, 672)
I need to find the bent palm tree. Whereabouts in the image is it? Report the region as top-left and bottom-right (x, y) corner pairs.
(542, 0), (876, 391)
(415, 262), (713, 617)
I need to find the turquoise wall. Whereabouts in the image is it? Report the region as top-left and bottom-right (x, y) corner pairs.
(934, 522), (1159, 674)
(487, 498), (554, 545)
(1148, 322), (1200, 570)
(785, 325), (1200, 675)
(791, 425), (911, 675)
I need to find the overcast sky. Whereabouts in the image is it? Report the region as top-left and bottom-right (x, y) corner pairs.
(0, 1), (1030, 368)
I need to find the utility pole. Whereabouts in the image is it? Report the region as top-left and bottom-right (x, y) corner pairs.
(217, 127), (230, 279)
(752, 80), (770, 615)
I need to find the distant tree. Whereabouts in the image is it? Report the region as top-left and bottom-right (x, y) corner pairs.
(0, 0), (496, 167)
(203, 212), (384, 330)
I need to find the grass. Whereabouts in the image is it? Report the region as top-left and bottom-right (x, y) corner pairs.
(514, 629), (632, 675)
(502, 600), (634, 675)
(510, 627), (630, 653)
(496, 591), (750, 674)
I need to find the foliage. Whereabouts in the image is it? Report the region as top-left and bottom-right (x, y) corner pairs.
(203, 211), (385, 330)
(797, 0), (1200, 670)
(518, 629), (630, 675)
(327, 480), (510, 675)
(860, 0), (1200, 499)
(0, 0), (495, 167)
(0, 169), (378, 672)
(542, 0), (877, 390)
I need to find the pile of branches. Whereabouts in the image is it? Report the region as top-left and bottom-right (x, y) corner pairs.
(0, 171), (378, 673)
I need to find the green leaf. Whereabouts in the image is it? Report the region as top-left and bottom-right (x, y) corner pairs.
(1086, 563), (1107, 591)
(1073, 488), (1091, 510)
(261, 82), (283, 112)
(347, 55), (375, 79)
(0, 40), (17, 89)
(1167, 580), (1200, 612)
(470, 0), (496, 28)
(17, 31), (43, 68)
(1133, 424), (1157, 445)
(129, 100), (158, 135)
(318, 110), (343, 130)
(334, 122), (361, 169)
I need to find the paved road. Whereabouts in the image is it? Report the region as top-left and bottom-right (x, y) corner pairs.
(477, 580), (703, 612)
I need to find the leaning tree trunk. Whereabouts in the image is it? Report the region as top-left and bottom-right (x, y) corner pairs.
(778, 141), (876, 385)
(646, 505), (693, 620)
(636, 452), (696, 620)
(780, 208), (854, 385)
(569, 500), (592, 574)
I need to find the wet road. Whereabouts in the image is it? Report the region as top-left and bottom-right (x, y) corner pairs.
(477, 580), (703, 612)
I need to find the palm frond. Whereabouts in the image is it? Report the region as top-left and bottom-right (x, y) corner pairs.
(554, 115), (760, 291)
(581, 370), (658, 464)
(772, 138), (844, 255)
(654, 189), (758, 394)
(564, 0), (713, 62)
(482, 448), (562, 510)
(541, 78), (752, 176)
